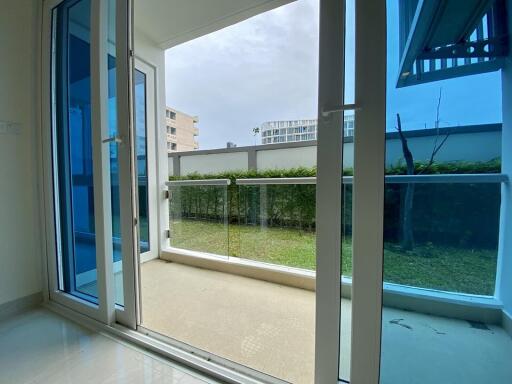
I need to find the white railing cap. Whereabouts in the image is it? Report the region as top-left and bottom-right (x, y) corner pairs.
(166, 179), (231, 187)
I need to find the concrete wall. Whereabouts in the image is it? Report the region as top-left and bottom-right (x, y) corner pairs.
(384, 130), (501, 165)
(498, 0), (512, 328)
(169, 125), (501, 176)
(257, 146), (317, 170)
(181, 152), (249, 175)
(0, 0), (43, 305)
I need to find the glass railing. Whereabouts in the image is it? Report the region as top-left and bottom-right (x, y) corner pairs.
(167, 179), (230, 258)
(236, 178), (317, 270)
(166, 173), (507, 296)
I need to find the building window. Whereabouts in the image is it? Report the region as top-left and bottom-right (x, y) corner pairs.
(171, 142), (177, 150)
(170, 111), (176, 120)
(171, 127), (176, 135)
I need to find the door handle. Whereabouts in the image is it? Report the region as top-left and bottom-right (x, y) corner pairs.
(102, 135), (123, 144)
(321, 103), (361, 117)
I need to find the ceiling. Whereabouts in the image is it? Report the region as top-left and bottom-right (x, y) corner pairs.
(134, 0), (293, 49)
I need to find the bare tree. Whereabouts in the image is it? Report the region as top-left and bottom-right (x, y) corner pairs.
(396, 88), (450, 251)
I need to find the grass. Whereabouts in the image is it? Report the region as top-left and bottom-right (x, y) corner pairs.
(170, 219), (497, 296)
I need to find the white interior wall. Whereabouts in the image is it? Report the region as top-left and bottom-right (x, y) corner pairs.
(134, 29), (169, 252)
(0, 0), (43, 305)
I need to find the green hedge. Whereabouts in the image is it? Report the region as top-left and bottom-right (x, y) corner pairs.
(169, 160), (501, 248)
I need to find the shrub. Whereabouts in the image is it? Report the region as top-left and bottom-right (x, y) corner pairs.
(169, 160), (501, 248)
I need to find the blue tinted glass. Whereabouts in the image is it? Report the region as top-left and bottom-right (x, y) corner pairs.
(107, 0), (123, 306)
(134, 69), (149, 252)
(379, 1), (509, 383)
(53, 0), (97, 302)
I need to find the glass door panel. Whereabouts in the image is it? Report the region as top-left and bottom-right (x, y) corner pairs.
(379, 1), (512, 383)
(52, 0), (98, 303)
(134, 69), (150, 254)
(49, 0), (131, 321)
(339, 0), (355, 380)
(136, 1), (319, 382)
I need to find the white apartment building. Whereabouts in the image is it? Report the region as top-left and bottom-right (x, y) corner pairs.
(261, 113), (355, 144)
(166, 107), (199, 152)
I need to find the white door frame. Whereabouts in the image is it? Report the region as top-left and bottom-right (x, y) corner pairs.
(114, 0), (138, 329)
(41, 0), (142, 330)
(41, 0), (116, 324)
(134, 57), (159, 264)
(41, 0), (388, 381)
(315, 0), (387, 383)
(349, 1), (386, 383)
(314, 0), (345, 382)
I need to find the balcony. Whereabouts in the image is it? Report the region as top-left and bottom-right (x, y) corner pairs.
(139, 259), (512, 384)
(132, 172), (512, 383)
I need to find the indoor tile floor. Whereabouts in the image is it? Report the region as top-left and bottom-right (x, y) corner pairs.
(0, 308), (218, 384)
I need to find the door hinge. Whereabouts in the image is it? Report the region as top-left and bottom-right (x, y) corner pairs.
(165, 230), (170, 239)
(164, 190), (171, 200)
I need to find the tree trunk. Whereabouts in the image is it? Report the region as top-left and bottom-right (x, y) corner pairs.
(396, 113), (415, 251)
(402, 183), (415, 250)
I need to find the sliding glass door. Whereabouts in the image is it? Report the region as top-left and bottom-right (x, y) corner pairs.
(43, 1), (512, 383)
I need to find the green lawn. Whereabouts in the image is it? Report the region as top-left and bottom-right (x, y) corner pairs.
(170, 219), (497, 295)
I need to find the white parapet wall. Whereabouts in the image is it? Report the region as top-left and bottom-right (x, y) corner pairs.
(257, 146), (317, 170)
(180, 152), (249, 175)
(169, 124), (501, 176)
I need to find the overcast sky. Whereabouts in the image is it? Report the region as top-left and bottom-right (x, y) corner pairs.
(165, 0), (502, 150)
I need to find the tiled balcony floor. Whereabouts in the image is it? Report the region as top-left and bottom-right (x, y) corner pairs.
(140, 259), (512, 384)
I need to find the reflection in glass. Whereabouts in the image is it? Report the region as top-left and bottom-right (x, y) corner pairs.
(52, 0), (97, 302)
(134, 69), (150, 253)
(107, 0), (124, 306)
(379, 0), (511, 382)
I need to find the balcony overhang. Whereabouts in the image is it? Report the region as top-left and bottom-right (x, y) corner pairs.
(134, 0), (294, 49)
(397, 0), (509, 87)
